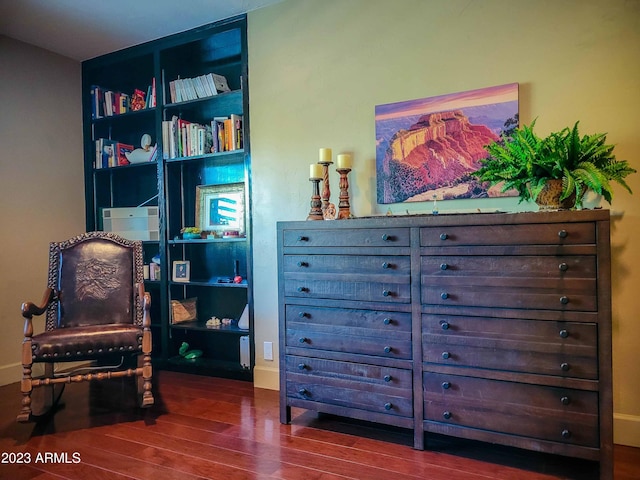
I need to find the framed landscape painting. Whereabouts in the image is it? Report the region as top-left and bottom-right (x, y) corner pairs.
(375, 83), (519, 204)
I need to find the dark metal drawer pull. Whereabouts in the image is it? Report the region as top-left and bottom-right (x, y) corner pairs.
(442, 351), (450, 359)
(441, 322), (450, 330)
(561, 362), (570, 371)
(558, 230), (568, 239)
(440, 233), (448, 240)
(381, 233), (390, 241)
(298, 388), (309, 396)
(559, 262), (568, 271)
(383, 375), (392, 382)
(559, 329), (569, 338)
(382, 262), (391, 269)
(440, 263), (448, 270)
(561, 429), (572, 439)
(382, 290), (392, 297)
(297, 286), (308, 293)
(384, 402), (392, 411)
(441, 292), (449, 300)
(297, 235), (308, 242)
(297, 261), (308, 267)
(298, 312), (307, 318)
(443, 411), (452, 420)
(384, 346), (392, 354)
(442, 381), (451, 390)
(560, 296), (569, 305)
(383, 317), (392, 325)
(297, 363), (306, 370)
(561, 396), (571, 405)
(299, 337), (308, 344)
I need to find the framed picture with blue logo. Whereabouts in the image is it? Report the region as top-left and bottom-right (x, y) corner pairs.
(195, 182), (245, 238)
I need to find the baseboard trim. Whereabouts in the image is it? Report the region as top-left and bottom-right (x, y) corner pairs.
(253, 365), (279, 391)
(0, 362), (21, 387)
(614, 413), (640, 447)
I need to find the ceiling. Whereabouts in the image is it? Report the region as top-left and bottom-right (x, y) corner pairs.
(0, 0), (282, 61)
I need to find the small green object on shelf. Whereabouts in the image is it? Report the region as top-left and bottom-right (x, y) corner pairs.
(178, 341), (203, 359)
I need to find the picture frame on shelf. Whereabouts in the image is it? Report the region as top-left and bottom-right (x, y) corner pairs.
(196, 182), (245, 236)
(172, 260), (190, 282)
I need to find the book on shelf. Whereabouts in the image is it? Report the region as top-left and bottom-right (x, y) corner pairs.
(117, 143), (134, 166)
(90, 81), (155, 119)
(168, 72), (231, 104)
(162, 113), (242, 159)
(130, 88), (146, 111)
(207, 73), (230, 93)
(95, 138), (118, 168)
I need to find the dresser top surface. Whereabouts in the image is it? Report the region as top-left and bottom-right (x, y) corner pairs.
(277, 209), (610, 230)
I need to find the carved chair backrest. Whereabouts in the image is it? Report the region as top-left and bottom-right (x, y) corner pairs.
(44, 232), (144, 331)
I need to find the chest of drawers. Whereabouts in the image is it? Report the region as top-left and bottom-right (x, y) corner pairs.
(277, 210), (612, 479)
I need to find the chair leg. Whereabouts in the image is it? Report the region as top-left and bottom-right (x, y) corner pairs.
(17, 339), (34, 422)
(137, 354), (154, 407)
(30, 364), (65, 417)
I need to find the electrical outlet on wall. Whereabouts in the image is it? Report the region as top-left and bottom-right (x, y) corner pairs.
(264, 341), (273, 361)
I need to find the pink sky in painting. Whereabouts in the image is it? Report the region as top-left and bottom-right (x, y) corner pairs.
(375, 83), (519, 121)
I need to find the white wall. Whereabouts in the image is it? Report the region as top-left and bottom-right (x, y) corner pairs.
(247, 0), (640, 446)
(0, 36), (85, 385)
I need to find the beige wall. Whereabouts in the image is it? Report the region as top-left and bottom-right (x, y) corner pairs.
(248, 0), (640, 446)
(0, 37), (85, 385)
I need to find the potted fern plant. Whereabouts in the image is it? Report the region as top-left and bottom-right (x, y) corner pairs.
(474, 119), (636, 209)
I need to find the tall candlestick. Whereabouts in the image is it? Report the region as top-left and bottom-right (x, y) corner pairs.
(337, 167), (352, 220)
(318, 154), (334, 214)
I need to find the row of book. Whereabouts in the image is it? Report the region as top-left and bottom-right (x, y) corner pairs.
(168, 73), (230, 104)
(90, 80), (156, 119)
(95, 138), (158, 169)
(162, 114), (243, 159)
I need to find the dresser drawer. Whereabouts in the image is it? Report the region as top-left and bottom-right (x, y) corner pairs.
(424, 372), (599, 447)
(421, 254), (596, 310)
(422, 255), (596, 280)
(286, 305), (411, 359)
(286, 355), (413, 417)
(423, 315), (598, 379)
(284, 227), (410, 247)
(284, 275), (411, 303)
(421, 222), (595, 247)
(283, 254), (410, 276)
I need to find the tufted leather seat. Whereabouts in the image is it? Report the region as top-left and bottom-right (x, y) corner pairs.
(17, 232), (154, 422)
(31, 325), (143, 360)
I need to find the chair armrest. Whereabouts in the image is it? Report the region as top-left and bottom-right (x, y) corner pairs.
(21, 288), (54, 337)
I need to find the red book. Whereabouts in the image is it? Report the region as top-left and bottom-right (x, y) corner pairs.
(117, 143), (134, 166)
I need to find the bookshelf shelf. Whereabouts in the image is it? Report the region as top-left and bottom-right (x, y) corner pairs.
(82, 15), (253, 381)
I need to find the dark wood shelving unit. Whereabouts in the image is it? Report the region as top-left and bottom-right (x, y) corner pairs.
(81, 15), (253, 380)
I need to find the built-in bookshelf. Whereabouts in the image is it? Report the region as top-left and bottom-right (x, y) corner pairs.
(81, 15), (253, 380)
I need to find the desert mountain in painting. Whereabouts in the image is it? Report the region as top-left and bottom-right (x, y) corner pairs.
(379, 110), (499, 204)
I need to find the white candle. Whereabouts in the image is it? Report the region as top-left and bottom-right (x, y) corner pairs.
(319, 148), (332, 163)
(310, 163), (323, 179)
(336, 153), (352, 169)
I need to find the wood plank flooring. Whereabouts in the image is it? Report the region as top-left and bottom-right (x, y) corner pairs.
(0, 370), (638, 479)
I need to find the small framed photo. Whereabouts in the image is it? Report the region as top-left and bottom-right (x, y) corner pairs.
(172, 260), (190, 282)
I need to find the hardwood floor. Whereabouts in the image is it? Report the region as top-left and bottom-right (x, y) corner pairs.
(0, 370), (638, 479)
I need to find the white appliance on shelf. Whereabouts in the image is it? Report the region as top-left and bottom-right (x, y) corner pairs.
(102, 206), (159, 241)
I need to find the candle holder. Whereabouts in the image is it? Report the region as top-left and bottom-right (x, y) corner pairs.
(319, 159), (333, 213)
(337, 168), (352, 219)
(307, 177), (324, 220)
